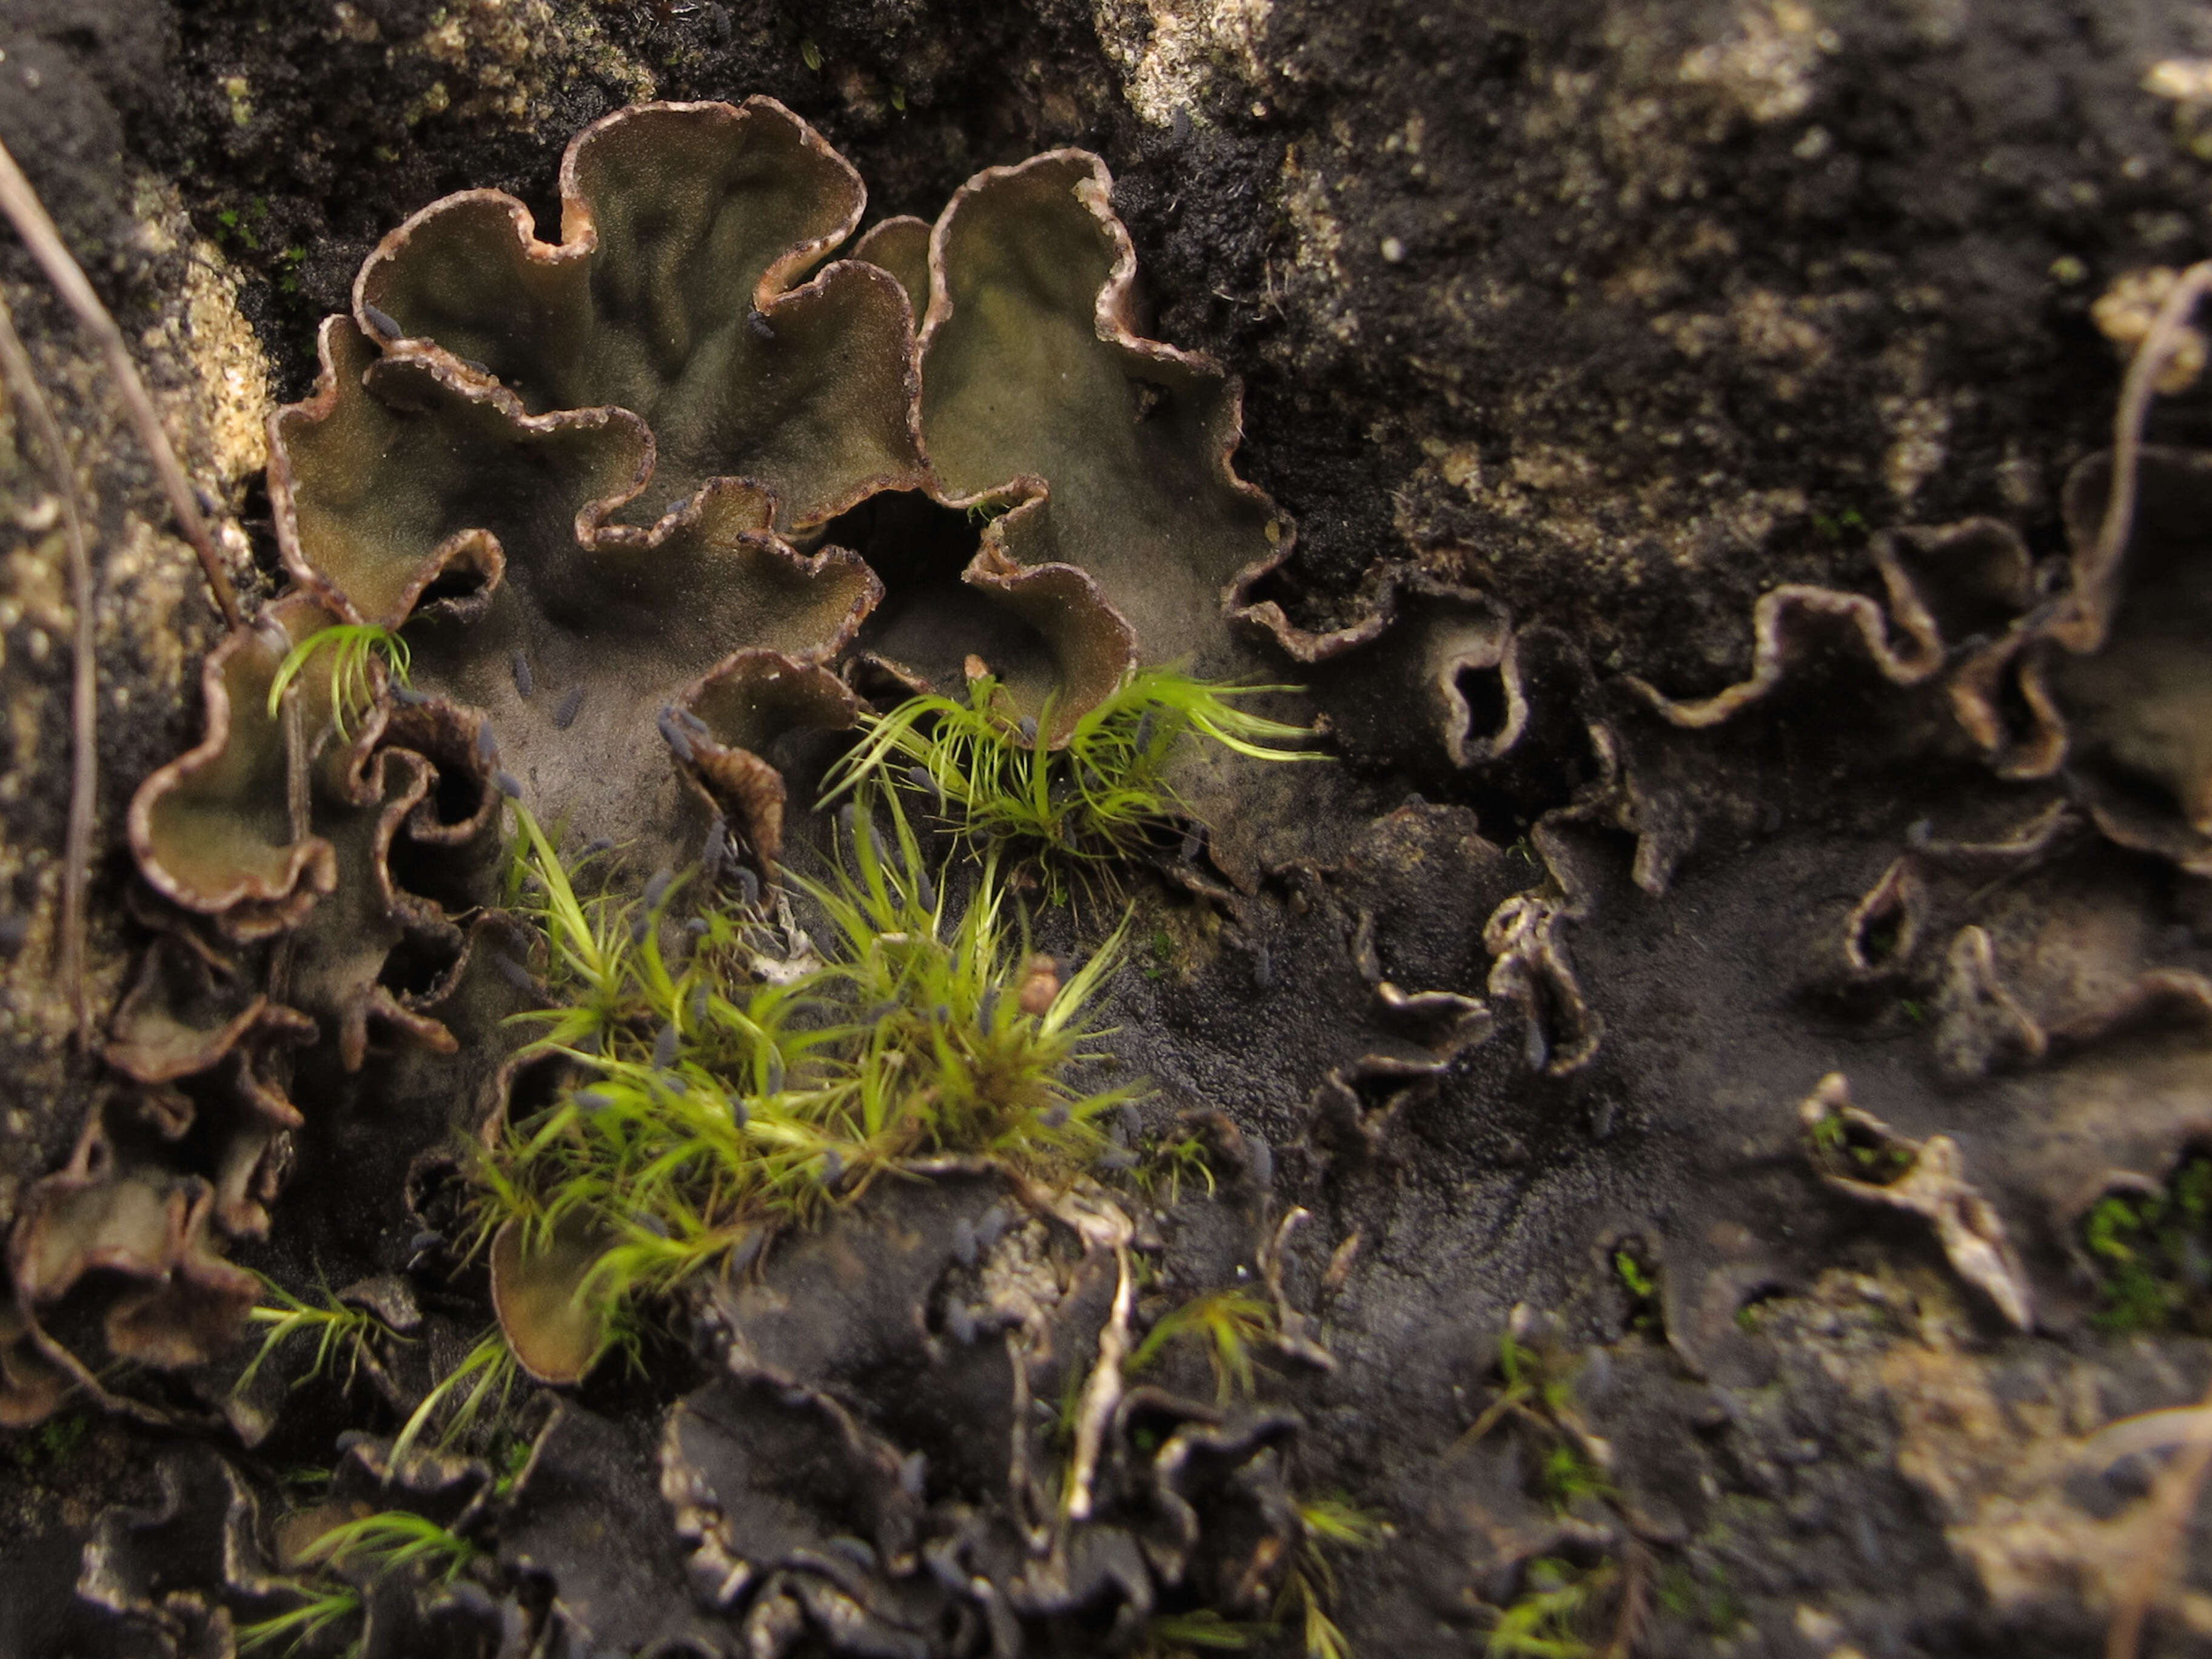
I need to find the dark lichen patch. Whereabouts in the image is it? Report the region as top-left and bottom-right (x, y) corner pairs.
(127, 593), (350, 936)
(665, 1167), (1318, 1656)
(497, 1402), (727, 1658)
(828, 487), (1141, 745)
(271, 317), (885, 862)
(2044, 448), (2212, 874)
(917, 149), (1296, 680)
(853, 212), (932, 324)
(355, 97), (928, 533)
(270, 318), (657, 632)
(679, 648), (860, 870)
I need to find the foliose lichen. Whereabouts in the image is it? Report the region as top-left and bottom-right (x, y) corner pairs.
(5, 93), (1332, 1452)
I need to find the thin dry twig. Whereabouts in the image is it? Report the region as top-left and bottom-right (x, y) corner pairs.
(0, 286), (96, 1041)
(2087, 260), (2212, 627)
(2094, 267), (2212, 1659)
(0, 137), (242, 630)
(2108, 1370), (2212, 1659)
(1600, 1540), (1652, 1659)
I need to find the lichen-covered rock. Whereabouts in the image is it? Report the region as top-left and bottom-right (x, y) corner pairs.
(1957, 446), (2212, 875)
(657, 1170), (1307, 1657)
(16, 1), (2212, 1652)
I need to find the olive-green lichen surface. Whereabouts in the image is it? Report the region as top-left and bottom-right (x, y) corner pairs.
(14, 96), (1326, 1408)
(356, 97), (928, 534)
(919, 151), (1286, 678)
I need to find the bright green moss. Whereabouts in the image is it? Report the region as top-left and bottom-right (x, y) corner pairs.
(2083, 1153), (2212, 1334)
(822, 668), (1319, 897)
(470, 789), (1136, 1367)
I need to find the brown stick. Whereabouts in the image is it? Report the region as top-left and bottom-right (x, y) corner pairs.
(0, 138), (243, 629)
(0, 286), (96, 1041)
(1600, 1541), (1651, 1659)
(2086, 261), (2212, 632)
(2091, 278), (2212, 1655)
(2108, 1370), (2212, 1659)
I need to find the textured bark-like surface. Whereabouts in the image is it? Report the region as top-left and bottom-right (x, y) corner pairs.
(5, 3), (2212, 1658)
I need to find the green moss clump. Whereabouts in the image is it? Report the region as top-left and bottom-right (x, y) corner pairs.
(2082, 1153), (2212, 1334)
(471, 789), (1136, 1366)
(823, 668), (1318, 898)
(7, 1409), (88, 1473)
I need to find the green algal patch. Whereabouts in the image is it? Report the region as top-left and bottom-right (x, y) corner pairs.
(1805, 1094), (1915, 1185)
(7, 1408), (89, 1473)
(468, 790), (1135, 1375)
(822, 669), (1318, 896)
(1655, 1556), (1743, 1638)
(1613, 1243), (1663, 1338)
(1144, 925), (1179, 980)
(2082, 1153), (2212, 1334)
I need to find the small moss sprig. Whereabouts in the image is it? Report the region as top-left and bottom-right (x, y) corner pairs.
(1484, 1557), (1616, 1658)
(237, 1583), (363, 1657)
(469, 793), (1136, 1362)
(266, 622), (412, 739)
(389, 1329), (523, 1465)
(240, 1510), (480, 1656)
(1459, 1332), (1614, 1514)
(1282, 1497), (1383, 1659)
(2083, 1154), (2212, 1334)
(236, 1275), (409, 1395)
(1130, 1129), (1220, 1205)
(300, 1509), (480, 1584)
(1141, 1609), (1263, 1653)
(1126, 1287), (1275, 1404)
(1612, 1245), (1662, 1339)
(821, 668), (1320, 893)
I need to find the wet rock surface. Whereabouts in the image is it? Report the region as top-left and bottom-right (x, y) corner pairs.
(5, 2), (2212, 1657)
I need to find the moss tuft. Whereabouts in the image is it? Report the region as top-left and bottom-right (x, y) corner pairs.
(468, 789), (1136, 1373)
(822, 668), (1318, 897)
(2082, 1152), (2212, 1334)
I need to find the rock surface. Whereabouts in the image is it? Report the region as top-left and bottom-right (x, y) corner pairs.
(5, 2), (2212, 1657)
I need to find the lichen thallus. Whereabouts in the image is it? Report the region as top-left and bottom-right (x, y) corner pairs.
(245, 669), (1337, 1654)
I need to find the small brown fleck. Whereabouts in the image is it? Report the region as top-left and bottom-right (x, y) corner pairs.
(1017, 952), (1059, 1015)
